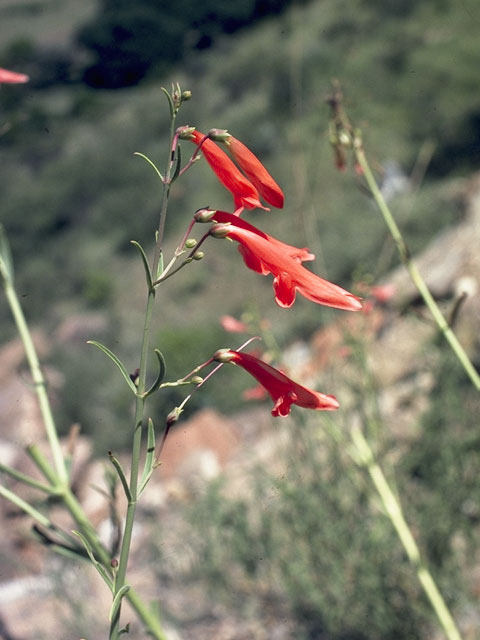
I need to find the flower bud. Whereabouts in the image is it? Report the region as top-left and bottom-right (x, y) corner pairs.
(207, 128), (231, 142)
(185, 238), (197, 248)
(176, 125), (196, 140)
(181, 90), (192, 102)
(193, 251), (204, 260)
(194, 208), (216, 223)
(166, 406), (183, 427)
(213, 348), (234, 363)
(191, 375), (203, 384)
(209, 223), (232, 239)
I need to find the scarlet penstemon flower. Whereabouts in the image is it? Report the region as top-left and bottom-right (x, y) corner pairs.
(219, 133), (284, 208)
(209, 212), (362, 311)
(0, 67), (29, 84)
(186, 129), (267, 211)
(214, 349), (339, 416)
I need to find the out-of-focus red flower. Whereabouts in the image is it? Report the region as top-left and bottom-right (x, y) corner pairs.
(210, 212), (362, 311)
(189, 130), (267, 211)
(220, 315), (248, 333)
(0, 67), (29, 84)
(215, 350), (339, 416)
(223, 135), (284, 208)
(370, 283), (395, 303)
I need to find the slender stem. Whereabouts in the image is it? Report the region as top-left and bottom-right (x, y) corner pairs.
(351, 425), (462, 640)
(26, 443), (58, 485)
(109, 100), (179, 640)
(3, 279), (68, 483)
(354, 142), (480, 392)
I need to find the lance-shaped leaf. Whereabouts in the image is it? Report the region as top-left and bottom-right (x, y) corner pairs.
(133, 152), (164, 182)
(161, 86), (175, 118)
(131, 240), (153, 290)
(108, 451), (132, 503)
(72, 530), (114, 592)
(139, 418), (156, 496)
(109, 584), (131, 622)
(144, 350), (166, 398)
(87, 341), (138, 395)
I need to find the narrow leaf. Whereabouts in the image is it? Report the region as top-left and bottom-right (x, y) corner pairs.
(108, 451), (132, 502)
(133, 152), (164, 181)
(72, 530), (113, 591)
(144, 350), (166, 397)
(0, 485), (51, 528)
(0, 224), (14, 283)
(109, 584), (131, 622)
(131, 240), (153, 290)
(161, 86), (174, 118)
(139, 418), (156, 496)
(87, 341), (138, 395)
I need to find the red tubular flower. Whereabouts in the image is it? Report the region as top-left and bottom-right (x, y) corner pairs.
(223, 135), (284, 208)
(217, 350), (339, 416)
(212, 210), (314, 266)
(189, 130), (267, 210)
(210, 212), (362, 311)
(0, 67), (29, 84)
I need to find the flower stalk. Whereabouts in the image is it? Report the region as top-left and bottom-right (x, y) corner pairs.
(350, 424), (462, 640)
(108, 88), (182, 640)
(353, 142), (480, 391)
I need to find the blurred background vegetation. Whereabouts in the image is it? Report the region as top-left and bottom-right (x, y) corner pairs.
(1, 2), (480, 636)
(1, 0), (479, 445)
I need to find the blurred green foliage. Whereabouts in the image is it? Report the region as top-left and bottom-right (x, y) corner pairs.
(77, 0), (308, 87)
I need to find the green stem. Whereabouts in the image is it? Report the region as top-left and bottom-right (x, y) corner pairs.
(354, 143), (480, 392)
(109, 101), (178, 640)
(64, 485), (166, 638)
(3, 278), (68, 483)
(351, 425), (462, 640)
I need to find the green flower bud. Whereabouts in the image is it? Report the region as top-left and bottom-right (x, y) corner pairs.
(176, 125), (196, 140)
(166, 406), (183, 427)
(213, 348), (234, 363)
(194, 208), (216, 223)
(207, 128), (231, 142)
(209, 223), (231, 238)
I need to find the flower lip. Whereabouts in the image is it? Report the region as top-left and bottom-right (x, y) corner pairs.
(223, 350), (339, 416)
(209, 212), (362, 311)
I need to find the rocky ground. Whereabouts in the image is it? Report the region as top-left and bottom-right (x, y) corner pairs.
(1, 174), (480, 639)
